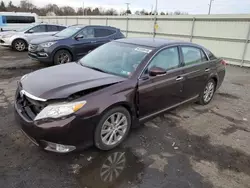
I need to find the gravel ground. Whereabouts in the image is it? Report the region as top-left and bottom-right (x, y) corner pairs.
(0, 47), (250, 188)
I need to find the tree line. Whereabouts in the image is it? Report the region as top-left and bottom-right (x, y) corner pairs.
(0, 0), (187, 16)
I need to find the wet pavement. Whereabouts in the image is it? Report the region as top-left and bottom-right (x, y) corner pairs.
(0, 47), (250, 188)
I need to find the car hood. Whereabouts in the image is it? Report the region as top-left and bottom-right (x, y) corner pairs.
(30, 35), (65, 44)
(21, 63), (126, 100)
(0, 31), (18, 37)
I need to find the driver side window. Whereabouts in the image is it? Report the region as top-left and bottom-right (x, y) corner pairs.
(77, 27), (94, 39)
(147, 47), (180, 71)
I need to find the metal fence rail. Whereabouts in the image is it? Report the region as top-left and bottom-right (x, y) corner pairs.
(40, 14), (250, 67)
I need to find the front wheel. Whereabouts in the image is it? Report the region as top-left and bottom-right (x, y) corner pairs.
(94, 107), (131, 150)
(53, 50), (72, 65)
(198, 79), (216, 105)
(12, 39), (27, 52)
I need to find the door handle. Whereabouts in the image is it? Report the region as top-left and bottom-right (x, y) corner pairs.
(205, 68), (210, 72)
(176, 76), (183, 81)
(91, 41), (97, 43)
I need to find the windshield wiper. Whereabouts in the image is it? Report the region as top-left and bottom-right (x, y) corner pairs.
(82, 65), (107, 73)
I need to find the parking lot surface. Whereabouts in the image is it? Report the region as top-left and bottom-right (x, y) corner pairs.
(0, 47), (250, 188)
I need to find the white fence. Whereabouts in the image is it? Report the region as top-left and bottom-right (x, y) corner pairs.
(40, 14), (250, 67)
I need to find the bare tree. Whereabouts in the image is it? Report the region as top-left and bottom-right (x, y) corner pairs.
(0, 1), (7, 11)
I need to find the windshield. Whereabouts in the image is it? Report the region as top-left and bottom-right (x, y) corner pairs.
(55, 26), (82, 37)
(79, 42), (153, 78)
(16, 24), (37, 32)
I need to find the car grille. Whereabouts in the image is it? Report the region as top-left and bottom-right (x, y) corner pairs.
(16, 86), (46, 120)
(28, 44), (38, 52)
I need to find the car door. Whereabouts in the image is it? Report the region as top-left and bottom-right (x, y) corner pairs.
(72, 26), (97, 59)
(180, 45), (211, 100)
(138, 46), (185, 118)
(93, 28), (116, 48)
(24, 25), (47, 42)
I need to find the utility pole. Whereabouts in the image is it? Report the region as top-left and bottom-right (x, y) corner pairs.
(83, 2), (84, 15)
(208, 0), (214, 15)
(125, 3), (130, 15)
(153, 0), (158, 37)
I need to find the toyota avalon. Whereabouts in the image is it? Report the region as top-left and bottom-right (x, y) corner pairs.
(15, 38), (226, 153)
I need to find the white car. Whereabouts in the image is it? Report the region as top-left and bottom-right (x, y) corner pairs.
(0, 23), (66, 52)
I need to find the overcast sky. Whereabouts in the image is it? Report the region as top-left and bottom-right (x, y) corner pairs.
(5, 0), (250, 14)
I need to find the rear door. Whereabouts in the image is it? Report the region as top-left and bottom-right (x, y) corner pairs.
(138, 46), (185, 118)
(24, 25), (47, 42)
(93, 27), (116, 48)
(180, 45), (211, 100)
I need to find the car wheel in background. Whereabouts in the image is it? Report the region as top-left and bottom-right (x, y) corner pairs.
(199, 79), (216, 105)
(54, 49), (72, 65)
(94, 107), (131, 150)
(12, 39), (27, 52)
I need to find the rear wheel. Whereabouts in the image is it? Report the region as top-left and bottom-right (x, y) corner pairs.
(198, 79), (216, 105)
(94, 107), (131, 150)
(53, 49), (72, 65)
(12, 39), (27, 52)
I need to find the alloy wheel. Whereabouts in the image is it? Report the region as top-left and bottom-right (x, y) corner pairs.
(58, 53), (70, 64)
(101, 113), (128, 146)
(15, 41), (26, 51)
(203, 81), (215, 103)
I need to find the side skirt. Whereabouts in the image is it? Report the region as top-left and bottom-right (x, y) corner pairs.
(139, 95), (199, 122)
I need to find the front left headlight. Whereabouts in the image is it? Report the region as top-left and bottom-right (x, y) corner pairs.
(34, 100), (87, 121)
(40, 41), (56, 48)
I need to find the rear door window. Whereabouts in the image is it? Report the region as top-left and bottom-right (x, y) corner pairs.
(94, 28), (116, 37)
(47, 25), (59, 32)
(57, 26), (66, 31)
(181, 46), (207, 66)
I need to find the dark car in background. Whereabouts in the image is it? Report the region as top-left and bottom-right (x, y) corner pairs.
(28, 25), (125, 65)
(15, 38), (226, 153)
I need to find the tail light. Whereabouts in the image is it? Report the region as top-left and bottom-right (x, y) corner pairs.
(221, 59), (227, 65)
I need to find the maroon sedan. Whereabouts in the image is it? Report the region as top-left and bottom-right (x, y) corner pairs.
(15, 38), (226, 153)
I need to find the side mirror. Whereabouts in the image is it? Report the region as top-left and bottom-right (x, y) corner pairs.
(75, 34), (84, 40)
(28, 29), (34, 33)
(149, 66), (167, 77)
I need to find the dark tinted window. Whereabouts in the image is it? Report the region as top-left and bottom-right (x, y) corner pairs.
(29, 25), (46, 33)
(47, 25), (59, 32)
(148, 47), (180, 70)
(77, 27), (94, 39)
(5, 16), (35, 23)
(181, 46), (206, 66)
(204, 48), (217, 60)
(94, 28), (116, 37)
(57, 26), (66, 31)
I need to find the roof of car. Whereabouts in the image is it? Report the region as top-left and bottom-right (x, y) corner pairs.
(69, 25), (118, 29)
(116, 38), (194, 48)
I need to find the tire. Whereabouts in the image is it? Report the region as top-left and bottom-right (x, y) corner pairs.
(198, 79), (216, 105)
(12, 39), (27, 52)
(53, 49), (72, 65)
(94, 107), (131, 150)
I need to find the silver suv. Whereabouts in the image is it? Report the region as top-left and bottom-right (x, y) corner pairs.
(0, 23), (66, 52)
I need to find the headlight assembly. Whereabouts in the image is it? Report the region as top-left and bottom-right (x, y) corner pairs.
(34, 100), (87, 121)
(40, 41), (56, 48)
